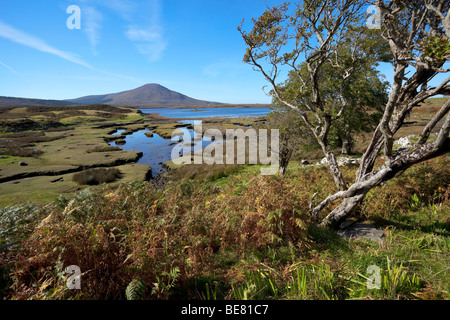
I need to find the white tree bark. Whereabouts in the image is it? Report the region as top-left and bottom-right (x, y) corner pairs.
(313, 1), (450, 227)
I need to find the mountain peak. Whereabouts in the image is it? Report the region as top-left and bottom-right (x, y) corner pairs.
(66, 84), (221, 107)
(138, 83), (166, 89)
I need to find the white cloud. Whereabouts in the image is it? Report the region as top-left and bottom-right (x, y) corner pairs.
(75, 0), (167, 61)
(125, 25), (167, 62)
(0, 20), (93, 69)
(97, 0), (138, 21)
(122, 0), (167, 62)
(82, 6), (103, 54)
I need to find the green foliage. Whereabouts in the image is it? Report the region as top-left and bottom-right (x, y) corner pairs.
(286, 263), (346, 300)
(126, 278), (147, 300)
(232, 269), (280, 300)
(0, 203), (39, 251)
(151, 267), (180, 299)
(272, 54), (388, 154)
(420, 36), (450, 65)
(361, 156), (450, 219)
(352, 259), (422, 300)
(240, 1), (390, 159)
(262, 108), (317, 173)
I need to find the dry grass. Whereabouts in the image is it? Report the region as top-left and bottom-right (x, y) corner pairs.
(72, 168), (121, 185)
(413, 98), (448, 114)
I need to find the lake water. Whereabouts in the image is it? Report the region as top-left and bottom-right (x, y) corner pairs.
(110, 107), (271, 176)
(139, 106), (271, 119)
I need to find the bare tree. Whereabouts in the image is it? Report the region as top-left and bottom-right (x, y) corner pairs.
(239, 0), (450, 227)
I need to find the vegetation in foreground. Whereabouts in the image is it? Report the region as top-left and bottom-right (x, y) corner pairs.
(0, 155), (448, 300)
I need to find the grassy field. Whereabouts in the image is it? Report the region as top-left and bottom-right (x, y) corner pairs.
(0, 105), (152, 206)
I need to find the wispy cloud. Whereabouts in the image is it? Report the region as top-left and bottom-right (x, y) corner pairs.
(0, 59), (27, 80)
(0, 20), (93, 69)
(125, 25), (167, 62)
(97, 0), (137, 21)
(118, 0), (168, 62)
(74, 0), (167, 62)
(82, 6), (103, 55)
(0, 20), (144, 83)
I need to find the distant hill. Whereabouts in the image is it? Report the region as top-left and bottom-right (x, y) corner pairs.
(0, 96), (75, 108)
(0, 83), (222, 108)
(66, 83), (221, 107)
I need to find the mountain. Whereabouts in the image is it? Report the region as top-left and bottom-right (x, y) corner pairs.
(66, 83), (221, 107)
(0, 96), (75, 108)
(0, 84), (222, 108)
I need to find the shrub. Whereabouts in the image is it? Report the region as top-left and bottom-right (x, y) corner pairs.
(169, 163), (242, 180)
(0, 204), (39, 251)
(360, 156), (450, 219)
(0, 204), (41, 299)
(72, 168), (121, 185)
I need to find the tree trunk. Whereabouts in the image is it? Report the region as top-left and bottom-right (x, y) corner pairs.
(326, 151), (347, 191)
(278, 143), (292, 176)
(318, 193), (366, 228)
(316, 138), (450, 228)
(341, 133), (352, 155)
(341, 139), (350, 155)
(341, 125), (352, 155)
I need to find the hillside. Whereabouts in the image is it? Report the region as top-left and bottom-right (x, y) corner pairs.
(66, 83), (221, 107)
(0, 96), (75, 108)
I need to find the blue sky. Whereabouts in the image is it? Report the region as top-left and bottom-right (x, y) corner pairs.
(0, 0), (280, 103)
(0, 1), (447, 104)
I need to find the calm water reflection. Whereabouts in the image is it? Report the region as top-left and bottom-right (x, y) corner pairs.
(110, 121), (223, 175)
(110, 108), (270, 176)
(139, 107), (271, 118)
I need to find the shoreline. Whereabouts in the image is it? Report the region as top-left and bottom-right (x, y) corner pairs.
(144, 113), (268, 122)
(135, 103), (272, 110)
